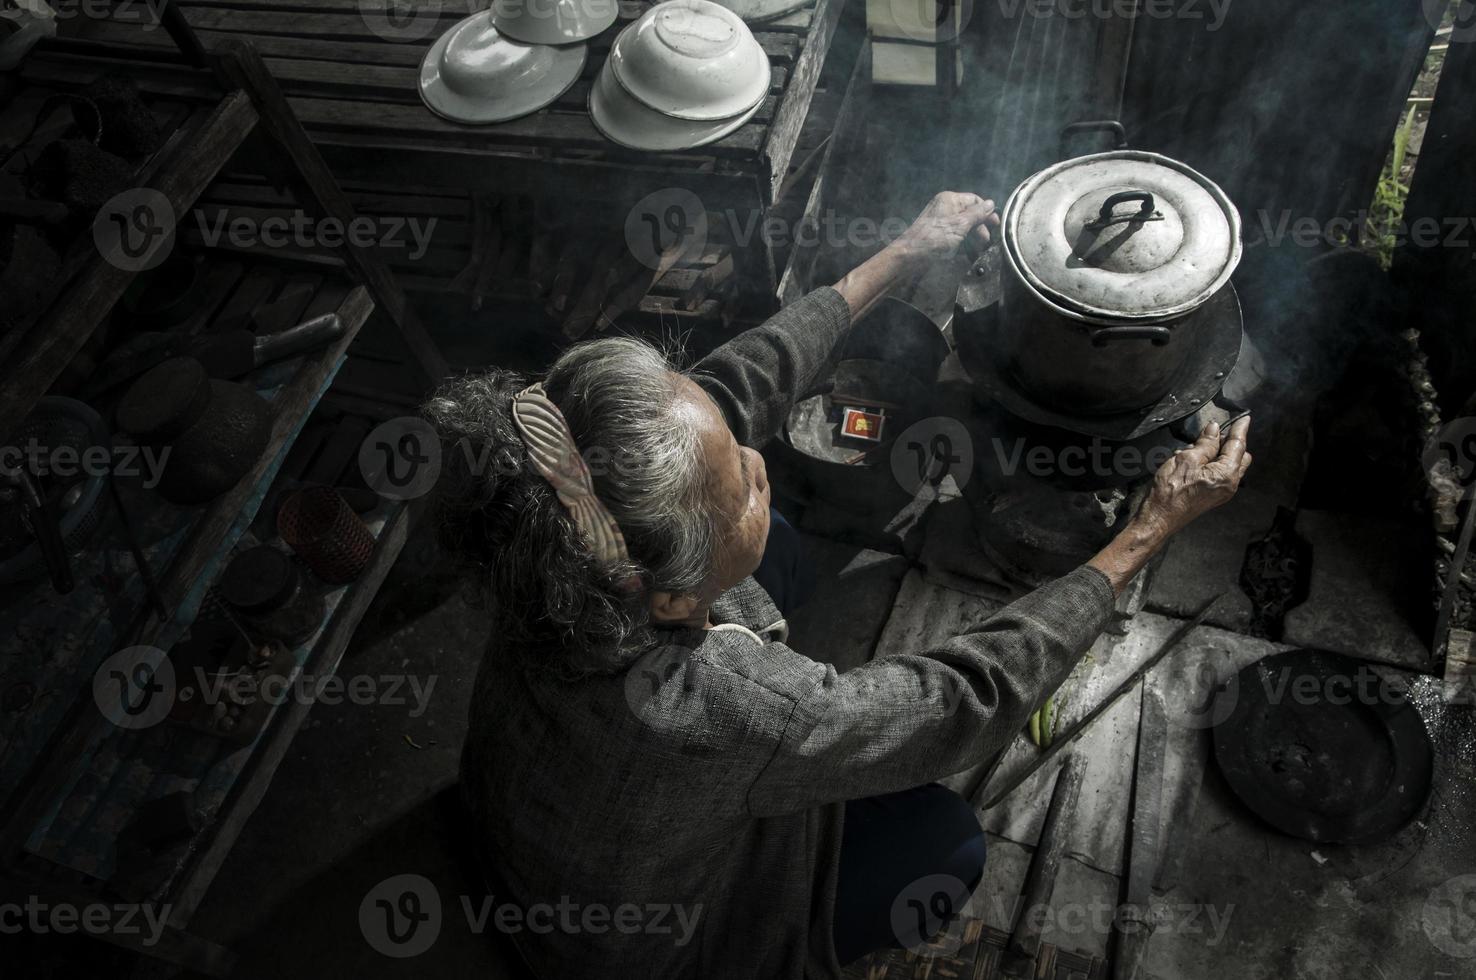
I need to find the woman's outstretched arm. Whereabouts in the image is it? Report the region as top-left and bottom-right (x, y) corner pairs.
(693, 192), (999, 447)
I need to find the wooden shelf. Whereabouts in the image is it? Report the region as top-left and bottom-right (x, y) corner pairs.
(0, 35), (448, 974)
(26, 0), (849, 310)
(3, 494), (414, 979)
(0, 273), (374, 854)
(167, 497), (416, 926)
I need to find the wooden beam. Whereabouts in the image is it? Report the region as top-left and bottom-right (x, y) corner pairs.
(761, 0), (847, 206)
(209, 39), (450, 385)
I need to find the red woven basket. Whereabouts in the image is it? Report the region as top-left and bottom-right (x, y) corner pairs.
(276, 487), (374, 585)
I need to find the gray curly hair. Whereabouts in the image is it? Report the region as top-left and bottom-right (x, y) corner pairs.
(423, 337), (716, 676)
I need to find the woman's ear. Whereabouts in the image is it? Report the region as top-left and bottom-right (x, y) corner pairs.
(648, 590), (703, 626)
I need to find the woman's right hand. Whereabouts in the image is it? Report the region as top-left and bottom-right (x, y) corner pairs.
(1087, 416), (1252, 595)
(1136, 416), (1253, 538)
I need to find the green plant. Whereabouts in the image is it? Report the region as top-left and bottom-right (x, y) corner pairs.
(1368, 105), (1419, 269)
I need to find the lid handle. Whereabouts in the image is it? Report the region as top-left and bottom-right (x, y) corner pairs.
(1086, 191), (1160, 231)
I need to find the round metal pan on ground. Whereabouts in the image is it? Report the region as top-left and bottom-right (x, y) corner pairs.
(1211, 649), (1434, 845)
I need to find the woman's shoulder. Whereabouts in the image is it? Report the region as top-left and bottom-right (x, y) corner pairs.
(639, 623), (832, 708)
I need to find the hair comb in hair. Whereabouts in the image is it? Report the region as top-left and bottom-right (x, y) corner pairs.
(510, 383), (633, 571)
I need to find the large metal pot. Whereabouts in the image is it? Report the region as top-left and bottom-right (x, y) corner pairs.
(999, 148), (1243, 415)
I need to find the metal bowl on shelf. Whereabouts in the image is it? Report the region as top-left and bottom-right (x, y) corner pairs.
(589, 60), (763, 152)
(418, 11), (587, 125)
(490, 0), (619, 45)
(608, 0), (771, 121)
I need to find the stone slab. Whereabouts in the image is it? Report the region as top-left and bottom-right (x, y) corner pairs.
(1283, 509), (1433, 671)
(1144, 486), (1283, 634)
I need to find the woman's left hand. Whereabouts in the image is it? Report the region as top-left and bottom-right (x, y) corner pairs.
(892, 192), (1001, 266)
(831, 191), (1001, 320)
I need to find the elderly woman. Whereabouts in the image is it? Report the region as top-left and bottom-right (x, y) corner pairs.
(429, 192), (1252, 978)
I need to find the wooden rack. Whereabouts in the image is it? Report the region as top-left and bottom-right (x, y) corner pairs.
(29, 0), (849, 298)
(0, 37), (445, 975)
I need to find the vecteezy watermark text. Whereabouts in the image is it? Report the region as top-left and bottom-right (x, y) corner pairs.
(0, 895), (172, 947)
(359, 874), (702, 958)
(1256, 209), (1476, 251)
(184, 668), (438, 718)
(996, 0), (1232, 29)
(193, 210), (438, 262)
(92, 646), (438, 730)
(1, 439), (170, 489)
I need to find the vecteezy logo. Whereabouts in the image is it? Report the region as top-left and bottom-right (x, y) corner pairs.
(360, 873), (442, 957)
(360, 418), (443, 501)
(623, 188), (709, 271)
(1423, 874), (1476, 958)
(93, 189), (175, 273)
(890, 873), (968, 955)
(92, 646), (175, 730)
(1423, 417), (1476, 501)
(359, 0), (448, 42)
(890, 417), (973, 496)
(623, 642), (690, 720)
(1168, 657), (1238, 731)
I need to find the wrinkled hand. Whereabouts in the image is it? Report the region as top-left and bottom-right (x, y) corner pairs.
(893, 192), (1000, 265)
(1137, 416), (1253, 537)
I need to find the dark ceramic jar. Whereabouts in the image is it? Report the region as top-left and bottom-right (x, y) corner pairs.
(115, 356), (272, 505)
(218, 545), (324, 647)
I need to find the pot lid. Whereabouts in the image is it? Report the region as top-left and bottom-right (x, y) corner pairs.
(1003, 151), (1242, 321)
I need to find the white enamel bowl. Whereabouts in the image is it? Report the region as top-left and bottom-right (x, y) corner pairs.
(708, 0), (812, 23)
(418, 11), (586, 124)
(589, 58), (762, 151)
(608, 0), (771, 122)
(489, 0), (619, 46)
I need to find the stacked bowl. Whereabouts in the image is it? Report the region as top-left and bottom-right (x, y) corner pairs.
(419, 0), (618, 124)
(591, 0), (772, 152)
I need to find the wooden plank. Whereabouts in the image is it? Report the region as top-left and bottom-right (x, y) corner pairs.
(282, 94), (774, 152)
(310, 139), (760, 212)
(761, 0), (846, 206)
(58, 18), (801, 76)
(203, 180), (473, 219)
(0, 90), (259, 443)
(160, 8), (803, 60)
(165, 499), (415, 924)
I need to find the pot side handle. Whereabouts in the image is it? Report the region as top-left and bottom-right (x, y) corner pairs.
(1090, 325), (1172, 347)
(1059, 120), (1128, 158)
